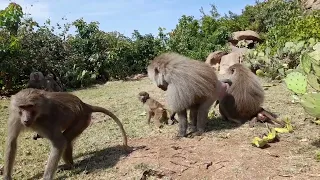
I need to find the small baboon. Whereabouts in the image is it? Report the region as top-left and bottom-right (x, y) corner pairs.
(26, 71), (46, 89)
(45, 73), (63, 92)
(147, 52), (221, 137)
(248, 107), (284, 127)
(3, 88), (128, 180)
(138, 91), (177, 127)
(217, 63), (284, 127)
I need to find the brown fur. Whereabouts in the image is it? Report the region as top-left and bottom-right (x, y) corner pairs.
(44, 73), (63, 92)
(147, 52), (221, 137)
(218, 63), (265, 123)
(3, 88), (128, 180)
(138, 91), (177, 127)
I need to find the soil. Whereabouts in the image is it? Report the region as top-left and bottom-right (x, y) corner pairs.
(84, 76), (320, 180)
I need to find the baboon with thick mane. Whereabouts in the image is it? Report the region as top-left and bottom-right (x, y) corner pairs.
(218, 63), (284, 127)
(147, 52), (221, 137)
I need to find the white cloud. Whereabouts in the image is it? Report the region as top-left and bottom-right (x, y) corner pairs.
(0, 0), (50, 20)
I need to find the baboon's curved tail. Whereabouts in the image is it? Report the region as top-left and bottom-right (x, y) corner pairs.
(89, 105), (128, 147)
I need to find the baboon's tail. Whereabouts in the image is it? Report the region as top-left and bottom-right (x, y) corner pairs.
(89, 105), (128, 147)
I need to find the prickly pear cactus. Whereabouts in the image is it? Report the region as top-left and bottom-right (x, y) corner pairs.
(301, 53), (312, 74)
(300, 93), (320, 118)
(307, 74), (320, 91)
(308, 50), (320, 65)
(256, 69), (265, 77)
(313, 64), (320, 77)
(313, 42), (320, 51)
(284, 72), (307, 94)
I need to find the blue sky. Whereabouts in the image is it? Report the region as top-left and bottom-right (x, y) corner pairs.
(0, 0), (257, 37)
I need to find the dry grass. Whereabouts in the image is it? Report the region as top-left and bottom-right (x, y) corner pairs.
(1, 76), (320, 180)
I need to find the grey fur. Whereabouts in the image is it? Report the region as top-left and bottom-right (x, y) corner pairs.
(219, 63), (264, 123)
(147, 52), (221, 136)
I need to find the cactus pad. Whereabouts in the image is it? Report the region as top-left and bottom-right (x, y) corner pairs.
(296, 41), (305, 52)
(256, 69), (265, 77)
(308, 38), (316, 47)
(308, 51), (320, 65)
(284, 72), (307, 94)
(307, 74), (320, 91)
(312, 64), (320, 77)
(313, 42), (320, 51)
(300, 93), (320, 118)
(300, 53), (312, 74)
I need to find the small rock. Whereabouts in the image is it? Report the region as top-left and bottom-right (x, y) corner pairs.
(300, 138), (308, 142)
(204, 161), (213, 169)
(171, 146), (181, 150)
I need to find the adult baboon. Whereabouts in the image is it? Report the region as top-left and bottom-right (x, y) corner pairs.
(138, 91), (177, 127)
(147, 52), (221, 137)
(26, 71), (46, 89)
(3, 88), (128, 180)
(217, 63), (284, 126)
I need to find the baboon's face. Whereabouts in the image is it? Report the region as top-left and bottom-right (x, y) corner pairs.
(34, 73), (39, 81)
(154, 69), (168, 91)
(138, 92), (149, 102)
(18, 104), (39, 127)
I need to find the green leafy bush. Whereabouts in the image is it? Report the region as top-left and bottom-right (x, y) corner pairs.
(262, 11), (320, 53)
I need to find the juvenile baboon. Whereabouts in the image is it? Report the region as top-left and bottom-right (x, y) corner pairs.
(138, 91), (177, 127)
(147, 52), (221, 137)
(26, 71), (45, 89)
(3, 88), (128, 180)
(217, 63), (284, 127)
(45, 73), (63, 92)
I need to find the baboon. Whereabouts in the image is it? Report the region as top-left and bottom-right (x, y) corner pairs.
(26, 71), (45, 89)
(138, 91), (177, 127)
(44, 73), (63, 92)
(217, 63), (284, 127)
(3, 88), (128, 180)
(213, 79), (233, 108)
(32, 73), (63, 140)
(147, 52), (221, 137)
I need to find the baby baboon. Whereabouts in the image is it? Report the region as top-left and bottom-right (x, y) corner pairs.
(44, 73), (63, 92)
(3, 88), (128, 180)
(138, 91), (177, 127)
(26, 71), (46, 89)
(147, 52), (221, 137)
(248, 107), (284, 127)
(217, 63), (284, 126)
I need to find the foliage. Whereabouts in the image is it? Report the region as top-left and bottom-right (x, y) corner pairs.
(0, 2), (23, 93)
(0, 0), (320, 95)
(243, 38), (319, 80)
(284, 43), (320, 118)
(251, 117), (293, 148)
(263, 11), (320, 52)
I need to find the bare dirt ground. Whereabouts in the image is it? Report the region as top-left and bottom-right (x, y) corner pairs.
(1, 75), (320, 180)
